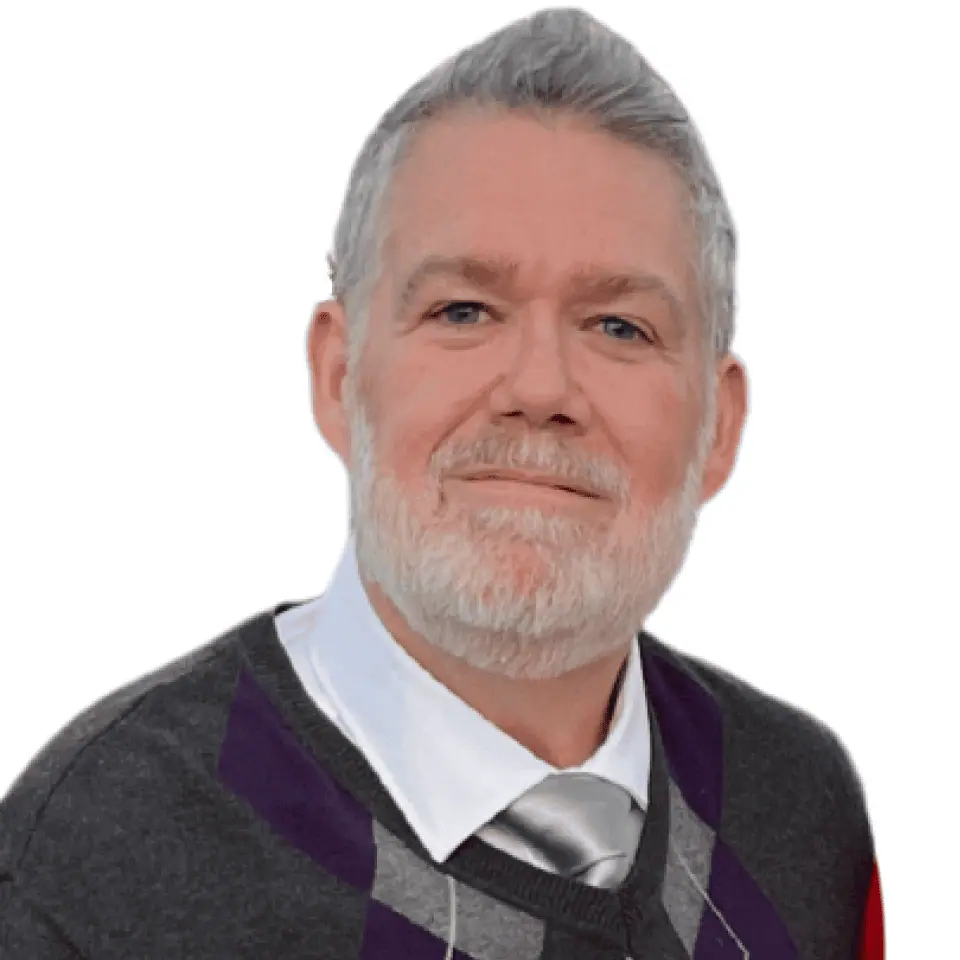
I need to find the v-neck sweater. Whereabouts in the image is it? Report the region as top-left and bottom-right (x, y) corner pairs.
(0, 601), (881, 958)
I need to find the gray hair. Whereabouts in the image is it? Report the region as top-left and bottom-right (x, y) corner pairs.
(326, 6), (736, 388)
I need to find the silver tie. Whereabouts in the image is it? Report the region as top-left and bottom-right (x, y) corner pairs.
(476, 772), (645, 888)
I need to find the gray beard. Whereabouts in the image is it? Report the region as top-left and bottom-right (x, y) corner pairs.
(346, 395), (711, 681)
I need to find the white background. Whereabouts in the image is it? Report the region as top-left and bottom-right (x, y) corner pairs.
(2, 1), (957, 952)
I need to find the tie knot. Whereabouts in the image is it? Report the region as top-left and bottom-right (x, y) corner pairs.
(479, 773), (645, 888)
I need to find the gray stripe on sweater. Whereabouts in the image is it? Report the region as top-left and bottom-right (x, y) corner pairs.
(371, 820), (545, 960)
(662, 778), (715, 954)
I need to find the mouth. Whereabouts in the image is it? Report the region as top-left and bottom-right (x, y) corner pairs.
(453, 471), (602, 499)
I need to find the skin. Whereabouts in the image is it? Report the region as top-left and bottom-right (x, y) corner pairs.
(308, 107), (747, 768)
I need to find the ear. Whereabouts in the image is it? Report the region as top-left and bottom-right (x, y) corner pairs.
(306, 300), (351, 464)
(699, 353), (749, 505)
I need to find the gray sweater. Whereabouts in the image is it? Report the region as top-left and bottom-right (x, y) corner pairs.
(0, 601), (876, 958)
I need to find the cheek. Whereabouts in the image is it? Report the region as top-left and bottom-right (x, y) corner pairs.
(365, 347), (492, 472)
(603, 384), (700, 500)
(364, 390), (460, 487)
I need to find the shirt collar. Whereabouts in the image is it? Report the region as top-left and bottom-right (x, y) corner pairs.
(280, 535), (651, 863)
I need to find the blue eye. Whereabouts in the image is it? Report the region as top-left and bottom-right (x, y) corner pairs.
(598, 317), (651, 342)
(432, 301), (486, 325)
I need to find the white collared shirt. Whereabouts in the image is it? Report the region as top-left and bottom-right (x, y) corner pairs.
(275, 535), (651, 864)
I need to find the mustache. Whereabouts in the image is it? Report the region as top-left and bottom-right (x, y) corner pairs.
(429, 433), (629, 502)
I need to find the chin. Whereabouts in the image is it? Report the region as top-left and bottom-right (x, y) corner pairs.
(451, 500), (604, 548)
(350, 443), (701, 674)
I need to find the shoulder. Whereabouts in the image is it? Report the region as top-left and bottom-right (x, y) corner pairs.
(640, 632), (877, 948)
(640, 632), (871, 825)
(0, 613), (252, 875)
(0, 606), (338, 956)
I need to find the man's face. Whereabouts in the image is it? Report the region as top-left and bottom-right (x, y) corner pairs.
(323, 108), (739, 680)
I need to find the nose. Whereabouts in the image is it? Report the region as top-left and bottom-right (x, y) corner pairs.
(487, 309), (591, 432)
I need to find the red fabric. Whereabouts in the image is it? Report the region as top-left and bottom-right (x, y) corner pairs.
(858, 860), (884, 959)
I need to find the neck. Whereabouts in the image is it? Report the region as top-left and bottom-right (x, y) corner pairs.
(362, 577), (632, 769)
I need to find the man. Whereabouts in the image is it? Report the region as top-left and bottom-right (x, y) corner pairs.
(0, 7), (882, 959)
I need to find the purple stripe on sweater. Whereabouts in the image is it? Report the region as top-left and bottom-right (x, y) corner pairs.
(218, 667), (376, 891)
(641, 647), (724, 829)
(693, 836), (798, 959)
(361, 900), (473, 960)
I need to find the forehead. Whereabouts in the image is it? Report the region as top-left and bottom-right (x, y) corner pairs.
(380, 108), (698, 306)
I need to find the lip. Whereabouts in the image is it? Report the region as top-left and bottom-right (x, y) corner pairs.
(450, 469), (602, 499)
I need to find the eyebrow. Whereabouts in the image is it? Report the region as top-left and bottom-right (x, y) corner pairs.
(397, 254), (688, 328)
